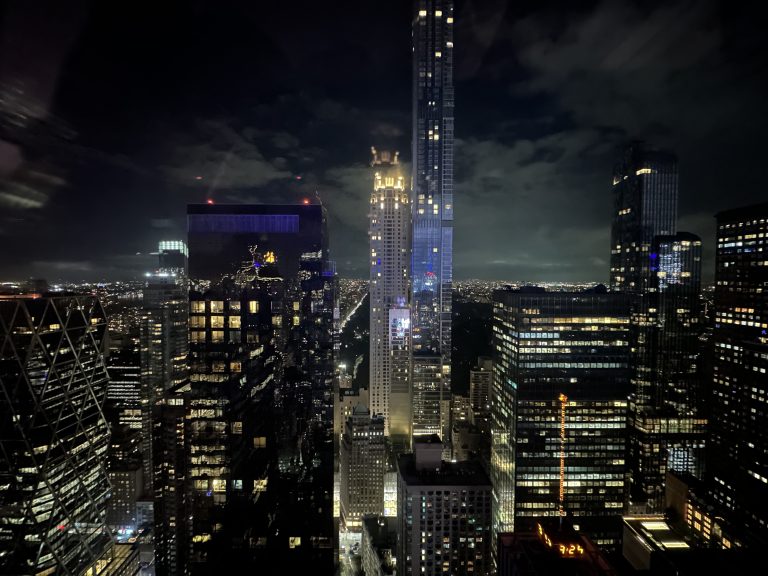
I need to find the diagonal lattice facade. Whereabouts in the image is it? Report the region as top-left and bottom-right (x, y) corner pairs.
(0, 295), (112, 575)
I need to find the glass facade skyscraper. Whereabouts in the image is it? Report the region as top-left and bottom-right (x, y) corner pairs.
(490, 287), (631, 549)
(140, 261), (189, 496)
(610, 143), (678, 410)
(708, 203), (768, 544)
(0, 295), (112, 574)
(650, 234), (706, 475)
(609, 143), (706, 512)
(174, 202), (336, 573)
(411, 0), (454, 445)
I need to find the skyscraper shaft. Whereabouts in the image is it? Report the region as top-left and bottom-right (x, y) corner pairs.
(369, 149), (411, 441)
(411, 0), (454, 443)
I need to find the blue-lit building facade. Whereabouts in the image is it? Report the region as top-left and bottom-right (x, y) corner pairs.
(410, 0), (455, 445)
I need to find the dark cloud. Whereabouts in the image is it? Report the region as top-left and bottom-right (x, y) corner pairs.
(452, 0), (767, 280)
(0, 0), (765, 282)
(163, 120), (293, 192)
(455, 128), (619, 280)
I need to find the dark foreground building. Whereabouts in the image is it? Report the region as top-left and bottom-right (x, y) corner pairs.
(397, 436), (492, 576)
(0, 294), (112, 574)
(153, 202), (337, 575)
(707, 202), (768, 545)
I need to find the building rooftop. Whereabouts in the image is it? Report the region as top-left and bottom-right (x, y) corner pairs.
(497, 519), (616, 576)
(715, 201), (768, 221)
(397, 453), (490, 487)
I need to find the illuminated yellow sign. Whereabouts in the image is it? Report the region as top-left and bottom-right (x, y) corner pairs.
(264, 251), (276, 264)
(536, 523), (585, 558)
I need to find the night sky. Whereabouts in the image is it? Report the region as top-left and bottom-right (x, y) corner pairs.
(1, 0), (766, 282)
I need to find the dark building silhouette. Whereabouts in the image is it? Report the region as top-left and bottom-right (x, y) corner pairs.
(706, 202), (768, 545)
(152, 202), (337, 575)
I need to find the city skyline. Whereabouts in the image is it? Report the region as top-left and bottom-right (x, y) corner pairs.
(2, 1), (767, 282)
(1, 2), (767, 574)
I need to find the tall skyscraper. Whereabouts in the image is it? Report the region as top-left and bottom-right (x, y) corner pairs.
(647, 234), (707, 475)
(469, 356), (492, 429)
(708, 202), (768, 544)
(0, 294), (113, 574)
(397, 436), (492, 576)
(140, 248), (189, 495)
(369, 148), (411, 443)
(609, 143), (679, 287)
(490, 286), (631, 549)
(177, 202), (336, 573)
(152, 391), (188, 576)
(105, 346), (142, 430)
(610, 142), (678, 409)
(411, 0), (455, 446)
(609, 143), (706, 512)
(157, 240), (189, 276)
(339, 405), (386, 530)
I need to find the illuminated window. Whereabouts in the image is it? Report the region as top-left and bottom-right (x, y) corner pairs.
(210, 315), (224, 328)
(249, 301), (259, 314)
(210, 301), (224, 313)
(228, 315), (241, 329)
(211, 330), (224, 342)
(254, 437), (267, 449)
(191, 301), (206, 313)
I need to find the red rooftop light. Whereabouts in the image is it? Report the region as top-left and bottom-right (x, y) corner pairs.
(207, 199), (214, 205)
